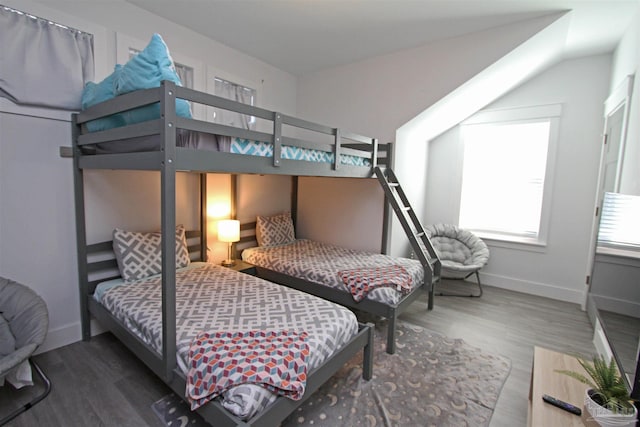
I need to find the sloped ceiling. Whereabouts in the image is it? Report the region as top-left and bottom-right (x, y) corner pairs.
(124, 0), (638, 76)
(398, 12), (572, 144)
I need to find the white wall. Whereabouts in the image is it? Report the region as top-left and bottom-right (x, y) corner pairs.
(0, 0), (298, 352)
(591, 254), (640, 317)
(610, 9), (640, 196)
(426, 54), (612, 303)
(296, 14), (565, 256)
(587, 9), (640, 317)
(297, 177), (385, 253)
(236, 175), (293, 225)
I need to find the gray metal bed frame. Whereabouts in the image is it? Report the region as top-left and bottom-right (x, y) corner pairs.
(71, 80), (387, 426)
(236, 222), (427, 355)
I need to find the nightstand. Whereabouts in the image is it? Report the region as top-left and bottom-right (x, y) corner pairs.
(223, 260), (256, 276)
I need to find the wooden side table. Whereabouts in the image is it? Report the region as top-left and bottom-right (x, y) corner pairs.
(222, 259), (256, 276)
(528, 346), (587, 426)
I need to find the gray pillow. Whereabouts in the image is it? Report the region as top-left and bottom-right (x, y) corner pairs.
(256, 212), (295, 247)
(0, 314), (16, 357)
(113, 225), (191, 282)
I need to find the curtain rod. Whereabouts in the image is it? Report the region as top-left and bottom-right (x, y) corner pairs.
(1, 4), (93, 37)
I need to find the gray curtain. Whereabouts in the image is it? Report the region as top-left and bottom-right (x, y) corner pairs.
(175, 63), (193, 90)
(0, 6), (94, 110)
(214, 78), (255, 130)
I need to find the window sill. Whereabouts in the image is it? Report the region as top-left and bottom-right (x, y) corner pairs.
(474, 232), (547, 253)
(595, 246), (640, 260)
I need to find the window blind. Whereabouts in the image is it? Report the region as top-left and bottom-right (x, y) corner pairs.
(598, 192), (640, 250)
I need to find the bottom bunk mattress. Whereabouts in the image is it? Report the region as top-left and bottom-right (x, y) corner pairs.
(82, 131), (370, 166)
(93, 262), (358, 420)
(242, 239), (424, 305)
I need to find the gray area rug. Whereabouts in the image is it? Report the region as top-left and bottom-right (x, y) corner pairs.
(152, 321), (511, 427)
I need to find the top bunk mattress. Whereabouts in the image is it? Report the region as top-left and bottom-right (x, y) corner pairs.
(93, 262), (359, 420)
(242, 239), (424, 305)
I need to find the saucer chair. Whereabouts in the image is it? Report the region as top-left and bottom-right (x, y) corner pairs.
(0, 277), (51, 425)
(424, 224), (490, 297)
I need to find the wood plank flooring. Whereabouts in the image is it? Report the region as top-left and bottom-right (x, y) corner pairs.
(0, 281), (598, 427)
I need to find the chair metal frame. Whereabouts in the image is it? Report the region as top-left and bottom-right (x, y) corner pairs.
(0, 359), (52, 426)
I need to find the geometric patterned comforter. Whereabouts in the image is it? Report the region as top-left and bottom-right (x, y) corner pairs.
(95, 262), (358, 420)
(242, 239), (424, 305)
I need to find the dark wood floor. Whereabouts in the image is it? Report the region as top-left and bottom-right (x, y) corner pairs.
(0, 281), (598, 427)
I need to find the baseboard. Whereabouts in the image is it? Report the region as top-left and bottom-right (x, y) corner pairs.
(479, 272), (586, 305)
(36, 319), (107, 354)
(589, 294), (640, 318)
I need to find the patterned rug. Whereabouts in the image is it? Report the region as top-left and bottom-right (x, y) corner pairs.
(152, 321), (511, 427)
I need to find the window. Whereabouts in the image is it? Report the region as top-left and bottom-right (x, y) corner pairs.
(128, 48), (194, 89)
(212, 77), (256, 130)
(458, 105), (560, 244)
(598, 192), (640, 252)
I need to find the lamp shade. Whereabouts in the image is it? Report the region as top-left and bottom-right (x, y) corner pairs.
(218, 219), (240, 243)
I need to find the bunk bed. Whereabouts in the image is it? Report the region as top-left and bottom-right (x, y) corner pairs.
(71, 79), (393, 426)
(237, 215), (427, 355)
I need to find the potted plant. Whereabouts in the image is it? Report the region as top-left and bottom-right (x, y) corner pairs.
(556, 354), (637, 427)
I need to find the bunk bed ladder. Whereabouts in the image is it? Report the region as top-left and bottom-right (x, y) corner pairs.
(374, 167), (441, 310)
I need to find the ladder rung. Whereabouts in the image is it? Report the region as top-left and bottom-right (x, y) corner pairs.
(388, 182), (399, 187)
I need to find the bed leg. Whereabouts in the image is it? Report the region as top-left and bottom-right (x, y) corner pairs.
(427, 283), (434, 310)
(386, 314), (397, 355)
(363, 323), (374, 381)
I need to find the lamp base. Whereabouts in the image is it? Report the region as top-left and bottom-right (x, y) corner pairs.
(221, 259), (236, 267)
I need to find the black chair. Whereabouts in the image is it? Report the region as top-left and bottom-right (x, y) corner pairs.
(0, 277), (51, 425)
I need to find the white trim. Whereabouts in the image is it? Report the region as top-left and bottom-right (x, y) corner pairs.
(596, 246), (640, 261)
(481, 235), (546, 253)
(35, 319), (106, 354)
(462, 103), (562, 125)
(584, 74), (635, 309)
(604, 74), (635, 116)
(595, 250), (640, 266)
(458, 104), (561, 246)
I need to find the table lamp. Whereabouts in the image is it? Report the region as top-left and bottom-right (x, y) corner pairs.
(218, 219), (240, 266)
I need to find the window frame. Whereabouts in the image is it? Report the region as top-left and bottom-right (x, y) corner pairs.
(457, 104), (562, 247)
(210, 75), (257, 129)
(205, 66), (261, 128)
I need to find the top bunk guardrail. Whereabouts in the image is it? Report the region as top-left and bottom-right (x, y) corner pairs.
(72, 80), (391, 178)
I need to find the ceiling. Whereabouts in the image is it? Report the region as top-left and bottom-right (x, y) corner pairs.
(125, 0), (640, 76)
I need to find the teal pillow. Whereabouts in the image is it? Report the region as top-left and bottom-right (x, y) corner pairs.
(81, 65), (125, 132)
(114, 33), (192, 122)
(80, 34), (191, 133)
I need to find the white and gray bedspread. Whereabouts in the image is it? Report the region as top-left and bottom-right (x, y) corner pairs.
(95, 262), (358, 420)
(242, 239), (424, 305)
